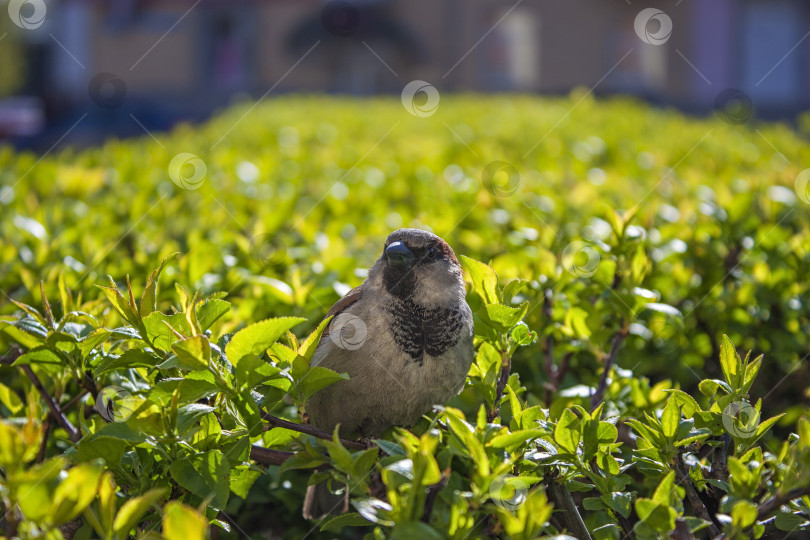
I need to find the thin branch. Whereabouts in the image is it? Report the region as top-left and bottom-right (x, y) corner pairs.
(21, 365), (81, 443)
(63, 389), (89, 412)
(674, 457), (721, 537)
(37, 416), (52, 463)
(0, 345), (23, 365)
(590, 324), (629, 411)
(547, 481), (593, 540)
(81, 372), (100, 398)
(260, 412), (367, 450)
(670, 518), (698, 540)
(249, 446), (295, 466)
(757, 486), (810, 520)
(488, 349), (511, 422)
(422, 469), (449, 523)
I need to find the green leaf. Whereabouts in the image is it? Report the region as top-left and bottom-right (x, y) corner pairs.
(225, 317), (305, 366)
(197, 298), (231, 331)
(140, 253), (178, 318)
(298, 316), (333, 361)
(163, 501), (207, 540)
(322, 425), (355, 473)
(652, 471), (675, 505)
(320, 512), (374, 531)
(731, 500), (757, 529)
(720, 334), (741, 389)
(480, 302), (529, 332)
(698, 379), (732, 397)
(229, 465), (262, 499)
(565, 306), (592, 339)
(96, 348), (161, 374)
(168, 451), (230, 507)
(460, 255), (499, 304)
(278, 450), (329, 472)
(663, 389), (701, 418)
(77, 436), (128, 465)
(602, 492), (633, 518)
(295, 366), (349, 402)
(351, 447), (379, 477)
(13, 346), (62, 365)
(743, 354), (763, 394)
(635, 498), (676, 533)
(489, 430), (543, 451)
(661, 396), (680, 439)
(80, 328), (111, 356)
(753, 413), (786, 442)
(113, 488), (168, 537)
(50, 462), (105, 525)
(0, 383), (23, 414)
(171, 335), (212, 371)
(444, 409), (489, 477)
(554, 409), (581, 454)
(142, 311), (191, 351)
(1, 321), (46, 349)
(391, 521), (444, 540)
(775, 512), (806, 531)
(97, 282), (140, 326)
(176, 403), (216, 434)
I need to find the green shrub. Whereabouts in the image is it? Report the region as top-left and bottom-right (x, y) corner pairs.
(1, 94), (809, 538)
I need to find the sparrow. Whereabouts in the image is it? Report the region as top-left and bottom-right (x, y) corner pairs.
(302, 228), (474, 519)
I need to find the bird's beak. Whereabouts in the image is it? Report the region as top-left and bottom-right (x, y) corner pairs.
(385, 241), (415, 266)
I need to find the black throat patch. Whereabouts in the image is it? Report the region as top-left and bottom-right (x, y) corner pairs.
(387, 297), (464, 364)
(382, 265), (417, 299)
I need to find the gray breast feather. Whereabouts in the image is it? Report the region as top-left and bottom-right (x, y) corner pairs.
(307, 298), (473, 437)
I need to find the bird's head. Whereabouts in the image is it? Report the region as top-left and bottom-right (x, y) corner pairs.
(373, 228), (463, 304)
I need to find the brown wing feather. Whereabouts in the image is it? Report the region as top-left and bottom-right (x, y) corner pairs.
(322, 284), (364, 337)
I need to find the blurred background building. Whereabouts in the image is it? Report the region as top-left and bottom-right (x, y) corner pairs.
(1, 0), (809, 149)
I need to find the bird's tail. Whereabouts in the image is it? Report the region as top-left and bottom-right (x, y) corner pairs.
(302, 480), (349, 520)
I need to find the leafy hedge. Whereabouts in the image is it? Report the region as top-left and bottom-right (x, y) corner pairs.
(1, 94), (809, 538)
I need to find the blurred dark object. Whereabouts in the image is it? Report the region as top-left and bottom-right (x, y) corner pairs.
(0, 97), (45, 137)
(2, 0), (810, 151)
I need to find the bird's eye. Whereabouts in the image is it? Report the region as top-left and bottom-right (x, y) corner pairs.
(427, 247), (436, 257)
